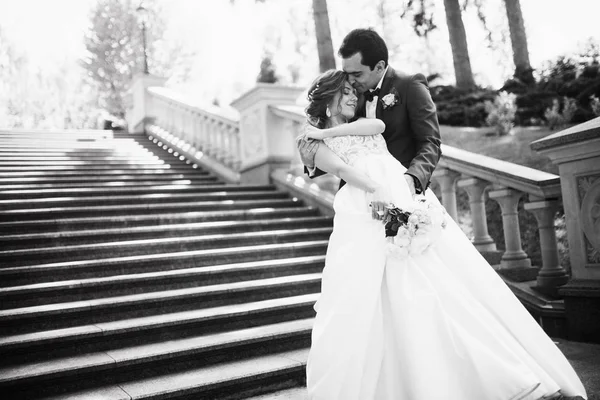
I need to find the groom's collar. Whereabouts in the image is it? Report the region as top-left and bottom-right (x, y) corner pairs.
(371, 66), (389, 92)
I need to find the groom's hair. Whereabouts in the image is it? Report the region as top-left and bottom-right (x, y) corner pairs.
(339, 28), (388, 70)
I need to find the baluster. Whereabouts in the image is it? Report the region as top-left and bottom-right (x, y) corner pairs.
(524, 199), (569, 294)
(458, 177), (496, 251)
(231, 128), (241, 170)
(433, 168), (460, 221)
(489, 188), (532, 269)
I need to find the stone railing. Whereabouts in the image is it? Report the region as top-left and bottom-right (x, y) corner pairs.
(126, 75), (574, 298)
(147, 86), (242, 182)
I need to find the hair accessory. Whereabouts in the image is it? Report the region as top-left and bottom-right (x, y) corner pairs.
(308, 83), (320, 101)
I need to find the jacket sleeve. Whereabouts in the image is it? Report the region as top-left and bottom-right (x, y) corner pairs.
(404, 74), (442, 190)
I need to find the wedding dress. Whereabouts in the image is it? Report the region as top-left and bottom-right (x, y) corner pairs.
(306, 133), (587, 400)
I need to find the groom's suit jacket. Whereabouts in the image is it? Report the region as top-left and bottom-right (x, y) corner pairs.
(355, 67), (441, 192)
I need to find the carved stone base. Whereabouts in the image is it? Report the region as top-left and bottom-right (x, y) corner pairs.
(496, 265), (540, 282)
(559, 279), (600, 343)
(479, 250), (503, 266)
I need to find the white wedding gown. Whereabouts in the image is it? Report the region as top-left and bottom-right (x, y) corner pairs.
(306, 133), (587, 400)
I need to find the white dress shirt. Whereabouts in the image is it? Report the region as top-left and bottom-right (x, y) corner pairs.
(365, 66), (389, 119)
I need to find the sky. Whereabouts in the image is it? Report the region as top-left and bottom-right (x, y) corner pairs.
(1, 0), (599, 104)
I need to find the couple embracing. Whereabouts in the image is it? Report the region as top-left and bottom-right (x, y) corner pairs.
(296, 28), (587, 400)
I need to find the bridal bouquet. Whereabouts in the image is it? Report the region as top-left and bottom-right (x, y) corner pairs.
(383, 195), (448, 258)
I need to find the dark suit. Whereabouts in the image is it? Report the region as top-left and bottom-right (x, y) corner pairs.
(300, 67), (441, 192)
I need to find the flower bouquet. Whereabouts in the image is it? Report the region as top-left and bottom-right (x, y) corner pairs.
(383, 195), (448, 258)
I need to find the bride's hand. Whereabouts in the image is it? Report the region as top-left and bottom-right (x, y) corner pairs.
(368, 184), (393, 221)
(304, 124), (325, 140)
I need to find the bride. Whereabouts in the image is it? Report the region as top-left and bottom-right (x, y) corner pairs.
(296, 69), (587, 400)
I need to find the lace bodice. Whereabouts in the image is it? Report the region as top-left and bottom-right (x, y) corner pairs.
(323, 134), (388, 165)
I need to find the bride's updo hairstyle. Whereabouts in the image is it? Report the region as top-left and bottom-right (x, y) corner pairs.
(305, 69), (347, 129)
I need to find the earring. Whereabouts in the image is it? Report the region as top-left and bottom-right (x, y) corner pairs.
(326, 107), (331, 118)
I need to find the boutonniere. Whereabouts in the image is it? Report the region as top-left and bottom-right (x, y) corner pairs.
(381, 87), (399, 110)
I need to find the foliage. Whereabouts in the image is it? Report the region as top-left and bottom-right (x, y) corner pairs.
(256, 54), (278, 83)
(484, 91), (517, 135)
(0, 27), (101, 129)
(400, 0), (437, 37)
(590, 95), (600, 116)
(544, 97), (578, 130)
(430, 85), (496, 126)
(81, 0), (167, 117)
(423, 38), (599, 128)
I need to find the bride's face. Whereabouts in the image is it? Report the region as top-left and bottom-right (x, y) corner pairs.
(330, 81), (358, 121)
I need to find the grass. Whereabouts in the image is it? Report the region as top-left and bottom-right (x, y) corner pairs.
(439, 125), (563, 175)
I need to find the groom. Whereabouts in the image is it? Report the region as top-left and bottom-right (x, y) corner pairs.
(300, 28), (441, 202)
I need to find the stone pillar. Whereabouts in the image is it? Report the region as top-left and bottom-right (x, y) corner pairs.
(488, 188), (533, 271)
(433, 168), (460, 221)
(230, 84), (304, 184)
(531, 116), (600, 343)
(524, 199), (569, 295)
(126, 73), (167, 133)
(458, 177), (496, 251)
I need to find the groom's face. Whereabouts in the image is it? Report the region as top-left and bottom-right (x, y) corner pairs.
(342, 52), (385, 94)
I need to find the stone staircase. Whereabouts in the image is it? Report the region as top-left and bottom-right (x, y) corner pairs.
(0, 129), (326, 399)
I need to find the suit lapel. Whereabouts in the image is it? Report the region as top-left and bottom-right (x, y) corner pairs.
(376, 67), (396, 120)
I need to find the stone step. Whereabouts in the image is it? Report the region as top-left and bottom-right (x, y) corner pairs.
(0, 149), (155, 155)
(0, 227), (332, 267)
(0, 256), (325, 308)
(0, 164), (192, 171)
(14, 348), (309, 399)
(0, 155), (164, 161)
(0, 168), (203, 177)
(0, 293), (317, 360)
(0, 174), (210, 183)
(0, 189), (287, 209)
(0, 178), (220, 190)
(0, 216), (332, 249)
(249, 387), (308, 399)
(0, 198), (302, 221)
(0, 160), (183, 167)
(0, 184), (278, 200)
(0, 273), (322, 335)
(0, 206), (319, 234)
(0, 240), (329, 287)
(0, 319), (312, 395)
(0, 169), (209, 185)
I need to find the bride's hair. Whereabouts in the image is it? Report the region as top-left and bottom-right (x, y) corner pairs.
(305, 70), (348, 129)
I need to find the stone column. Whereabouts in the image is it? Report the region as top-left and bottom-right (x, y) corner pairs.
(531, 116), (600, 343)
(126, 73), (167, 134)
(433, 168), (460, 221)
(524, 199), (569, 294)
(230, 84), (305, 184)
(488, 188), (532, 270)
(458, 177), (496, 251)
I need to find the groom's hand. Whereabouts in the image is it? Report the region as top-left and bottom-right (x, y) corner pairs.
(404, 174), (416, 196)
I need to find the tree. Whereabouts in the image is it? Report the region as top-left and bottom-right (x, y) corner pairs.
(503, 0), (534, 84)
(443, 0), (476, 89)
(81, 0), (164, 117)
(312, 0), (335, 72)
(257, 54), (278, 83)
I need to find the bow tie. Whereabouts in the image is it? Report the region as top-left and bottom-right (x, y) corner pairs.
(364, 88), (381, 102)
